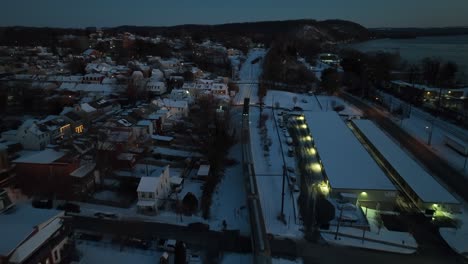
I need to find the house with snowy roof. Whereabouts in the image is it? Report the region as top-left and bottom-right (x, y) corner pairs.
(0, 203), (72, 264)
(152, 98), (188, 119)
(136, 165), (171, 215)
(12, 149), (81, 199)
(1, 119), (51, 150)
(146, 80), (167, 95)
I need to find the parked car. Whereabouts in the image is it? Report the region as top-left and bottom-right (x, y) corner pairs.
(32, 199), (53, 209)
(189, 254), (202, 263)
(293, 184), (300, 192)
(157, 239), (167, 249)
(188, 222), (210, 232)
(94, 212), (118, 219)
(163, 239), (177, 252)
(288, 147), (294, 157)
(124, 238), (150, 250)
(286, 166), (295, 173)
(288, 174), (297, 183)
(57, 202), (81, 213)
(301, 99), (308, 103)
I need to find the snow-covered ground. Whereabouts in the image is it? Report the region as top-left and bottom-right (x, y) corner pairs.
(439, 206), (468, 258)
(262, 90), (362, 117)
(321, 207), (417, 254)
(249, 107), (302, 238)
(76, 239), (161, 264)
(220, 253), (303, 264)
(377, 91), (468, 176)
(233, 48), (266, 105)
(210, 142), (251, 235)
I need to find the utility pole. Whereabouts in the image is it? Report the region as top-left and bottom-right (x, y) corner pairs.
(334, 207), (343, 240)
(427, 119), (435, 146)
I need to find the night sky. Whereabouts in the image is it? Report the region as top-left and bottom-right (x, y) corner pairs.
(1, 0), (468, 28)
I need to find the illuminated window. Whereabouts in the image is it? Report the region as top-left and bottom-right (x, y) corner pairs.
(59, 124), (70, 134)
(75, 125), (84, 134)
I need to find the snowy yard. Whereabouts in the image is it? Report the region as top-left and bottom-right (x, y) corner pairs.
(210, 143), (251, 235)
(321, 207), (417, 254)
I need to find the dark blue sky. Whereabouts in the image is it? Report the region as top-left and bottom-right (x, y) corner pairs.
(1, 0), (467, 28)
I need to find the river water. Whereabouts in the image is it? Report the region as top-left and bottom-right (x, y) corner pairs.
(345, 35), (468, 81)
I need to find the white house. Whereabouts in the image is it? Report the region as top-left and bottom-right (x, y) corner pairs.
(1, 120), (50, 150)
(181, 80), (228, 97)
(146, 80), (167, 95)
(136, 165), (171, 214)
(152, 99), (189, 119)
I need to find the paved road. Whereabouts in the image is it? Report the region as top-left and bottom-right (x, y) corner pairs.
(340, 92), (468, 204)
(69, 215), (251, 253)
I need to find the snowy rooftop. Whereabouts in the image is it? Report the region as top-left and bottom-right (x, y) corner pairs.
(70, 163), (96, 178)
(9, 217), (63, 263)
(353, 119), (459, 204)
(137, 177), (159, 193)
(13, 149), (66, 164)
(151, 134), (174, 142)
(304, 111), (395, 191)
(0, 204), (61, 256)
(197, 165), (210, 177)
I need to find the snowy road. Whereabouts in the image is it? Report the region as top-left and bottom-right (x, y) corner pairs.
(233, 48), (266, 105)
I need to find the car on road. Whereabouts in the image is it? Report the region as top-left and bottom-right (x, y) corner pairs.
(32, 199), (53, 209)
(188, 222), (210, 232)
(188, 254), (202, 263)
(163, 239), (177, 252)
(293, 184), (300, 192)
(288, 174), (297, 183)
(94, 212), (118, 219)
(301, 99), (308, 103)
(292, 106), (303, 112)
(57, 202), (81, 213)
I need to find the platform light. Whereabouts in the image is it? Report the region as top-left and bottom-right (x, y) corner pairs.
(360, 192), (368, 197)
(319, 182), (330, 196)
(300, 124), (307, 129)
(306, 147), (316, 155)
(296, 116), (304, 121)
(310, 163), (322, 173)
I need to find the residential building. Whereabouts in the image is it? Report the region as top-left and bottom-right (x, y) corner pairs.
(0, 204), (72, 264)
(136, 165), (171, 214)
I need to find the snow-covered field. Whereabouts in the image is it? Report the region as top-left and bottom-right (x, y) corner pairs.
(233, 48), (266, 105)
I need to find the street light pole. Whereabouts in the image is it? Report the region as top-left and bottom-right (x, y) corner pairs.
(427, 119), (434, 146)
(334, 207), (343, 240)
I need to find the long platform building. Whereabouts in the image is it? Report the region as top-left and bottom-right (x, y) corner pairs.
(352, 119), (461, 214)
(303, 112), (398, 210)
